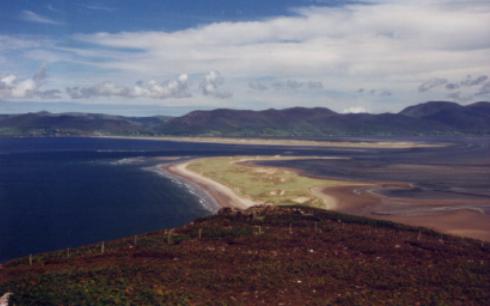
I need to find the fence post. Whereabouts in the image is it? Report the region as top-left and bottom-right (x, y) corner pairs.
(167, 230), (173, 245)
(289, 223), (293, 235)
(101, 241), (105, 254)
(134, 235), (138, 246)
(67, 248), (70, 258)
(198, 228), (203, 240)
(29, 254), (32, 266)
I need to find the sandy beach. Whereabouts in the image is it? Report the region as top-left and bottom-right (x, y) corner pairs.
(95, 135), (446, 149)
(161, 156), (490, 242)
(162, 161), (256, 210)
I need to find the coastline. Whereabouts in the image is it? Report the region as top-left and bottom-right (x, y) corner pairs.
(153, 156), (380, 212)
(148, 161), (222, 213)
(94, 135), (447, 149)
(162, 159), (256, 210)
(149, 156), (257, 212)
(158, 156), (490, 242)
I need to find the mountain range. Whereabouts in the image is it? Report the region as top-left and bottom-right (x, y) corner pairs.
(1, 101), (489, 137)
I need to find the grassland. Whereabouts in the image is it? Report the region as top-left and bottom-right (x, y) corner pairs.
(186, 156), (348, 209)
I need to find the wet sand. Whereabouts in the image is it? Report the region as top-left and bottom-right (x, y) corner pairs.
(323, 183), (490, 241)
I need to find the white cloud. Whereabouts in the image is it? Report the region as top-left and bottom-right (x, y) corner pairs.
(418, 78), (448, 93)
(0, 67), (61, 99)
(460, 75), (488, 87)
(357, 88), (393, 97)
(476, 82), (490, 96)
(19, 10), (63, 25)
(249, 79), (324, 91)
(200, 71), (232, 99)
(76, 1), (490, 77)
(67, 0), (489, 110)
(417, 74), (490, 102)
(343, 106), (368, 114)
(84, 5), (116, 12)
(0, 35), (49, 52)
(3, 0), (490, 111)
(66, 74), (191, 99)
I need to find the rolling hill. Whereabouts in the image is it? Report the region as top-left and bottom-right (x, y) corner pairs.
(1, 101), (489, 137)
(0, 112), (171, 137)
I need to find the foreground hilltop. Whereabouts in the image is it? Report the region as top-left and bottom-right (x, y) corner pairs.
(1, 206), (489, 305)
(1, 101), (490, 137)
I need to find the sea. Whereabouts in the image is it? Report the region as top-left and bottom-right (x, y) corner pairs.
(1, 136), (489, 262)
(0, 136), (334, 262)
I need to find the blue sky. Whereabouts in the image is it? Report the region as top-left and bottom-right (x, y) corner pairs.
(0, 0), (489, 116)
(1, 0), (354, 34)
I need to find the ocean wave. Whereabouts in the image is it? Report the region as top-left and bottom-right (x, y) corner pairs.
(111, 157), (146, 165)
(147, 165), (220, 213)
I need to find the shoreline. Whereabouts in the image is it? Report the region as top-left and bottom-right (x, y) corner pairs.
(158, 156), (490, 241)
(148, 162), (222, 213)
(153, 158), (258, 213)
(94, 135), (447, 149)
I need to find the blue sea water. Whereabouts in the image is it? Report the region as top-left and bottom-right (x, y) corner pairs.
(0, 137), (334, 262)
(0, 138), (212, 262)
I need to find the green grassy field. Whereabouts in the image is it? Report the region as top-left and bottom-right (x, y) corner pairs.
(187, 156), (345, 208)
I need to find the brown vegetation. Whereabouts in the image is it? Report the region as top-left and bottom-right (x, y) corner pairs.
(1, 206), (489, 305)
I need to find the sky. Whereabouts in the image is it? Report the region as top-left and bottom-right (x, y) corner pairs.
(0, 0), (489, 116)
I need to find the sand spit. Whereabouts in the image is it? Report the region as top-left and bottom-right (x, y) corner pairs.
(160, 155), (490, 242)
(94, 135), (446, 149)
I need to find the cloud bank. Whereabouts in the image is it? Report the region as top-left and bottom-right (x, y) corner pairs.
(0, 67), (61, 99)
(64, 72), (235, 100)
(66, 74), (191, 99)
(418, 74), (489, 101)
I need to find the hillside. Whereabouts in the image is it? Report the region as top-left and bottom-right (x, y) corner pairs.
(160, 101), (490, 137)
(0, 206), (489, 305)
(0, 112), (171, 137)
(1, 101), (489, 137)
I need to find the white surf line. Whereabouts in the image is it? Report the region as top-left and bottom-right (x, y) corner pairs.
(146, 162), (222, 213)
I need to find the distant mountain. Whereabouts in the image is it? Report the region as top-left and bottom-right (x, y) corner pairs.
(399, 101), (490, 133)
(159, 101), (490, 137)
(1, 101), (489, 137)
(0, 112), (172, 136)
